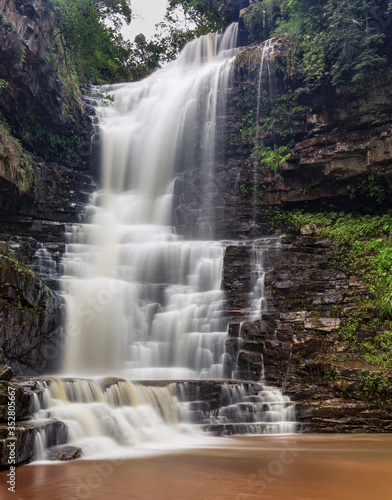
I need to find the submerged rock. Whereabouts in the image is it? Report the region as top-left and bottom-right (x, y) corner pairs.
(46, 445), (83, 461)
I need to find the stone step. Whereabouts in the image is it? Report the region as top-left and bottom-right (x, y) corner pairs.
(200, 421), (297, 436)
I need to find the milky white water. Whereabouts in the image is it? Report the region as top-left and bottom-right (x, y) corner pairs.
(60, 24), (240, 380)
(29, 25), (297, 462)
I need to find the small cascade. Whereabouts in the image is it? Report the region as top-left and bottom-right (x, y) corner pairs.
(252, 39), (275, 224)
(255, 38), (275, 132)
(248, 245), (267, 320)
(247, 238), (280, 321)
(177, 381), (296, 436)
(34, 378), (194, 458)
(33, 429), (46, 461)
(31, 378), (296, 459)
(32, 245), (59, 281)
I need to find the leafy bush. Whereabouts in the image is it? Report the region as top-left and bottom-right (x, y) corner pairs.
(258, 144), (291, 176)
(360, 371), (391, 405)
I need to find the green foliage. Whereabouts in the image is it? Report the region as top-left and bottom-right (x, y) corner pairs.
(258, 144), (290, 176)
(277, 208), (392, 317)
(21, 122), (84, 165)
(275, 209), (392, 373)
(152, 0), (230, 64)
(347, 175), (388, 206)
(52, 0), (132, 84)
(243, 0), (283, 43)
(167, 0), (230, 34)
(127, 34), (163, 79)
(360, 371), (391, 405)
(243, 0), (391, 88)
(0, 122), (34, 191)
(240, 183), (252, 197)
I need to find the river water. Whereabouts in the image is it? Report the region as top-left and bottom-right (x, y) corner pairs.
(2, 435), (391, 499)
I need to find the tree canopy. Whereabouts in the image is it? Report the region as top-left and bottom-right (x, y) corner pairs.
(52, 0), (133, 83)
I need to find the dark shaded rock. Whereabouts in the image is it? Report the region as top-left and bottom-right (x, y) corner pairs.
(0, 381), (24, 423)
(0, 255), (63, 374)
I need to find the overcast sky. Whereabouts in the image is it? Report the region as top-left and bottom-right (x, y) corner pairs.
(122, 0), (168, 41)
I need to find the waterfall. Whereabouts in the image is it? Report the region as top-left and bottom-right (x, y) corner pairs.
(61, 24), (240, 379)
(249, 245), (267, 320)
(253, 39), (275, 223)
(29, 25), (297, 462)
(32, 378), (296, 459)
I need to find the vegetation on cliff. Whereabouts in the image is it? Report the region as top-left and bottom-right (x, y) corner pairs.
(0, 123), (33, 191)
(242, 0), (392, 87)
(274, 210), (392, 379)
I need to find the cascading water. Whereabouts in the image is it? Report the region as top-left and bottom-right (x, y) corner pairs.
(252, 39), (275, 222)
(61, 24), (240, 380)
(31, 25), (296, 461)
(255, 39), (275, 132)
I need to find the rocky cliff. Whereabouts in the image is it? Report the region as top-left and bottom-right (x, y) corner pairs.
(0, 0), (92, 167)
(0, 0), (96, 374)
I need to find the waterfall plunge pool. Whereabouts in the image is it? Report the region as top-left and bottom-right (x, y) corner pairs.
(2, 435), (392, 500)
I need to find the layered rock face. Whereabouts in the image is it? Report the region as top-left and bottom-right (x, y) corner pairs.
(0, 255), (63, 374)
(223, 236), (392, 433)
(176, 40), (392, 239)
(0, 371), (68, 466)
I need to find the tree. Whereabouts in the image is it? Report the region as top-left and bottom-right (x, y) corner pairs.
(52, 0), (133, 83)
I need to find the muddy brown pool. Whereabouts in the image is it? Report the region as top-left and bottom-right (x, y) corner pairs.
(1, 435), (392, 500)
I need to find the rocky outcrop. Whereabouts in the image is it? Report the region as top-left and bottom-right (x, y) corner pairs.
(0, 154), (95, 377)
(0, 418), (68, 466)
(0, 374), (69, 466)
(0, 0), (96, 375)
(0, 255), (63, 374)
(230, 42), (392, 208)
(0, 161), (95, 242)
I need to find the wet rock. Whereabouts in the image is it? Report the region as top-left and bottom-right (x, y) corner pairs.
(300, 225), (312, 235)
(0, 419), (68, 466)
(0, 381), (24, 423)
(0, 365), (13, 381)
(46, 445), (83, 461)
